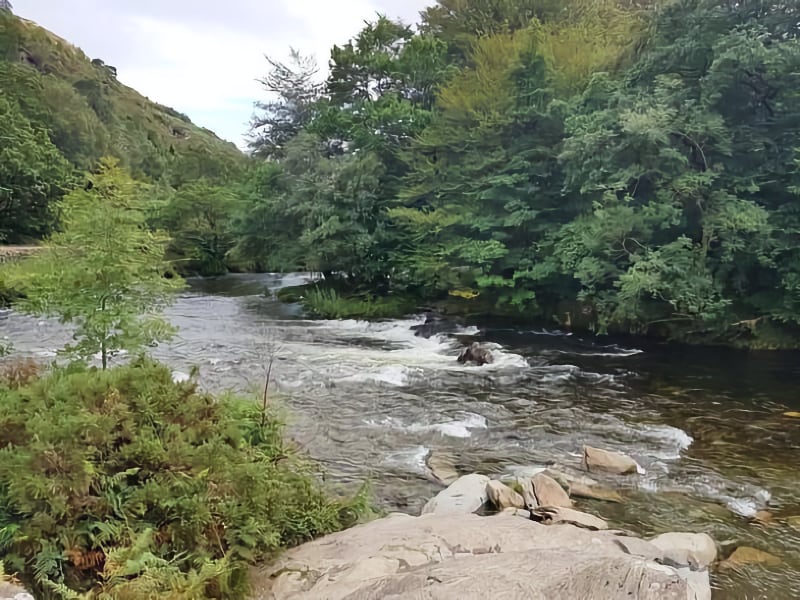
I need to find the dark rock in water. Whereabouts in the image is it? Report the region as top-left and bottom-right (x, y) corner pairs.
(457, 342), (494, 366)
(411, 312), (450, 339)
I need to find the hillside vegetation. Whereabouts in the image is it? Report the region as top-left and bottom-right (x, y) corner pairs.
(0, 11), (244, 248)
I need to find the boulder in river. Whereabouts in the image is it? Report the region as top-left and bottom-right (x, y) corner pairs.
(531, 505), (609, 530)
(424, 450), (460, 486)
(649, 532), (717, 569)
(569, 481), (624, 503)
(456, 342), (493, 366)
(532, 472), (572, 507)
(517, 476), (539, 510)
(719, 546), (782, 569)
(583, 445), (641, 475)
(251, 512), (706, 600)
(410, 312), (449, 339)
(421, 473), (489, 515)
(485, 480), (525, 510)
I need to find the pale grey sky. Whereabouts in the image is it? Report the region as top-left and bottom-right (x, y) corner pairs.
(15, 1), (431, 146)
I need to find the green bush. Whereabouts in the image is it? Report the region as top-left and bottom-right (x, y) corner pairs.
(0, 359), (368, 599)
(302, 287), (412, 320)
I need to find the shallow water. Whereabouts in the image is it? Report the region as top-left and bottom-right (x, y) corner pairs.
(2, 273), (799, 599)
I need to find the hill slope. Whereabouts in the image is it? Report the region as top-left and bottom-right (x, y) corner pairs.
(0, 11), (244, 187)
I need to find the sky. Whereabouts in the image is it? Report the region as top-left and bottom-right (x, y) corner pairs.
(15, 0), (431, 147)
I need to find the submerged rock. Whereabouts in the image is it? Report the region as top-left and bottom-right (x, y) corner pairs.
(582, 445), (641, 475)
(425, 450), (460, 486)
(485, 480), (525, 510)
(456, 342), (493, 366)
(532, 472), (572, 508)
(411, 313), (449, 339)
(421, 473), (489, 516)
(569, 481), (624, 503)
(786, 515), (800, 531)
(251, 512), (704, 600)
(720, 546), (782, 568)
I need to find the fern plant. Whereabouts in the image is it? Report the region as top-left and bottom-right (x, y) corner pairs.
(0, 359), (370, 599)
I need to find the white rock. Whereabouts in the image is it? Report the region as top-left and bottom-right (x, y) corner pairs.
(649, 532), (717, 569)
(421, 473), (489, 515)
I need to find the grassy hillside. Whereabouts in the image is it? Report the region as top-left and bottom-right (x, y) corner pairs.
(0, 11), (245, 187)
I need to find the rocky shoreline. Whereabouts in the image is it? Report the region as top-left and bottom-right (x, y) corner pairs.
(1, 445), (785, 599)
(251, 445), (785, 600)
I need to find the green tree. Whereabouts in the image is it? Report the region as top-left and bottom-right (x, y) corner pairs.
(249, 49), (323, 159)
(0, 96), (73, 242)
(3, 158), (183, 368)
(157, 180), (239, 276)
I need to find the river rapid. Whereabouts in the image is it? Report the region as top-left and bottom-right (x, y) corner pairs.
(2, 273), (799, 599)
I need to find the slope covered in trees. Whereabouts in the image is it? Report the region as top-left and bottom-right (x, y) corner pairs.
(238, 0), (800, 348)
(0, 11), (245, 250)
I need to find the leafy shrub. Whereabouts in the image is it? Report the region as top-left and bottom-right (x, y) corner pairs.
(302, 287), (412, 320)
(0, 359), (368, 599)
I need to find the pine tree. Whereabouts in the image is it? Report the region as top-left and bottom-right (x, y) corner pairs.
(3, 158), (183, 368)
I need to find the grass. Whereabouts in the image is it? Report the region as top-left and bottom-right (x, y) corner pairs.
(302, 286), (414, 320)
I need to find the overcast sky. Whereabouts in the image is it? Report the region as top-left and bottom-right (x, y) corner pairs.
(15, 1), (431, 147)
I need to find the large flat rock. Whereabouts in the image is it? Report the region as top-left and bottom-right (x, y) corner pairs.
(251, 513), (706, 600)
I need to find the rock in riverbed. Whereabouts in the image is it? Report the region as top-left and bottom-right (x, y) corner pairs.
(485, 480), (525, 510)
(569, 481), (624, 503)
(720, 546), (781, 568)
(456, 342), (494, 366)
(421, 473), (489, 515)
(583, 445), (641, 475)
(532, 472), (572, 507)
(251, 512), (707, 600)
(425, 450), (460, 486)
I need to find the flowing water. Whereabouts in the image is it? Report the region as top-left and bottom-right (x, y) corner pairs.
(2, 273), (799, 599)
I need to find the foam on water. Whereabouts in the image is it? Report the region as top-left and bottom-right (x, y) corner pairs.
(367, 412), (488, 439)
(636, 424), (694, 460)
(337, 365), (418, 387)
(551, 346), (643, 358)
(382, 445), (430, 474)
(454, 325), (480, 336)
(286, 316), (529, 385)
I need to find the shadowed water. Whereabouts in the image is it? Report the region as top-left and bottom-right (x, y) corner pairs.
(2, 273), (799, 599)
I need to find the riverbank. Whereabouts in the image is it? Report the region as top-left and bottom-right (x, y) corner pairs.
(250, 453), (789, 599)
(276, 280), (800, 350)
(2, 273), (799, 597)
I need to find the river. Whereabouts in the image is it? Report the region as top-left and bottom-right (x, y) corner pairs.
(2, 273), (799, 599)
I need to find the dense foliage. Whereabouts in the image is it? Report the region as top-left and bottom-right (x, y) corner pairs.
(0, 359), (366, 599)
(233, 0), (800, 347)
(7, 3), (800, 346)
(3, 160), (182, 368)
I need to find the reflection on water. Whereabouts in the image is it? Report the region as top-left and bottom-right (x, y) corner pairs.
(2, 273), (799, 599)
